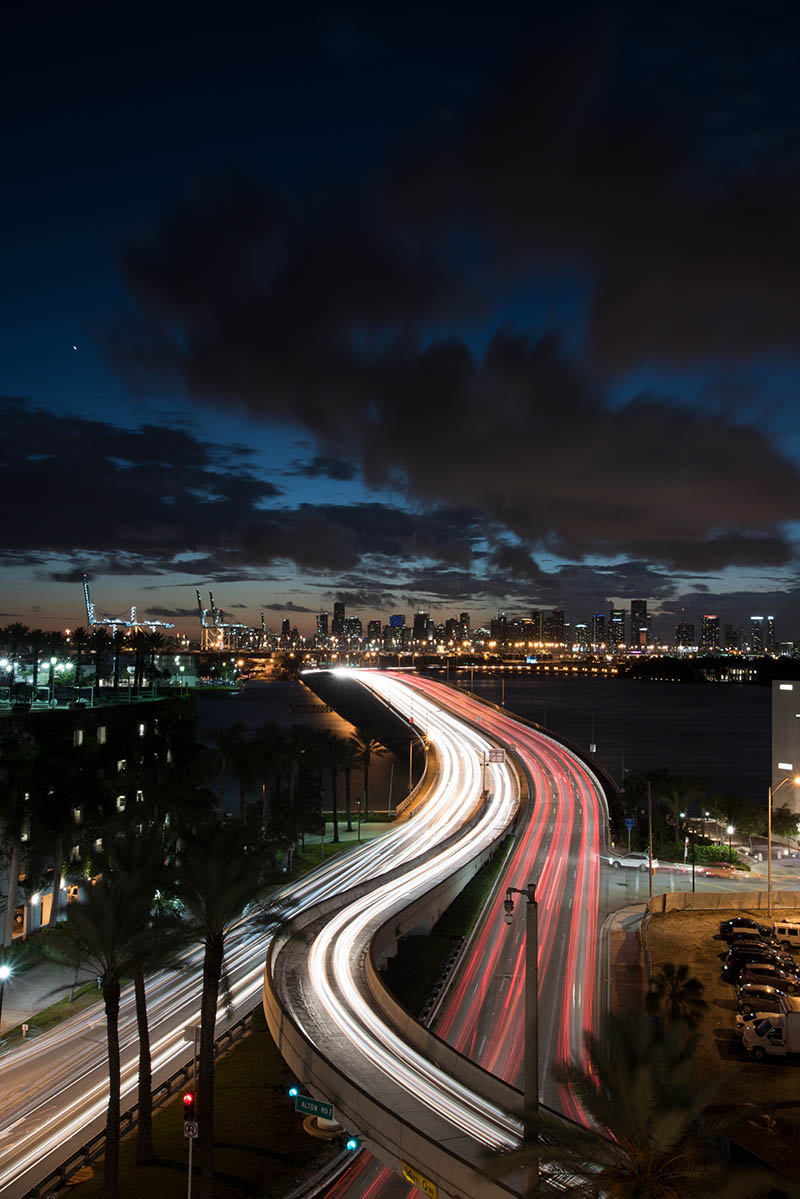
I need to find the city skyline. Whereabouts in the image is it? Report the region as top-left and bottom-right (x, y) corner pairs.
(4, 4), (800, 636)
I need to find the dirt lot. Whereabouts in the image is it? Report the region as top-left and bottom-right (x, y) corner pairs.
(646, 908), (800, 1175)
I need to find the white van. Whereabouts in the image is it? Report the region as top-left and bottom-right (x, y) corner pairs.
(772, 921), (800, 951)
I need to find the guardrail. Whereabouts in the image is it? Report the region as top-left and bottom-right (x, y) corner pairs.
(24, 1008), (258, 1199)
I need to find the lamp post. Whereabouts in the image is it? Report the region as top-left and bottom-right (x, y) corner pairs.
(727, 824), (734, 858)
(768, 775), (800, 917)
(503, 883), (538, 1196)
(0, 962), (11, 1039)
(356, 798), (362, 843)
(49, 657), (57, 707)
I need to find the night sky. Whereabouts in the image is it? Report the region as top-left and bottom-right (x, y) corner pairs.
(4, 0), (800, 640)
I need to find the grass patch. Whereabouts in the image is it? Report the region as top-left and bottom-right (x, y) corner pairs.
(383, 838), (512, 1015)
(646, 908), (800, 1176)
(68, 1007), (337, 1199)
(4, 981), (103, 1042)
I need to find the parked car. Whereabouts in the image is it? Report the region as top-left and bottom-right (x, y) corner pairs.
(720, 917), (773, 941)
(736, 983), (789, 1013)
(727, 926), (779, 948)
(721, 946), (795, 982)
(772, 921), (800, 951)
(607, 851), (659, 871)
(735, 1009), (776, 1035)
(738, 962), (800, 989)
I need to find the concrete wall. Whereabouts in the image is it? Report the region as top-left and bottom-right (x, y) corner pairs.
(648, 890), (800, 915)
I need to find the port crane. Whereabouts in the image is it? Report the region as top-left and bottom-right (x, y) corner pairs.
(82, 574), (174, 632)
(196, 589), (252, 651)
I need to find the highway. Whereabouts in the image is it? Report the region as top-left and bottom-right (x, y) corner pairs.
(312, 672), (608, 1199)
(0, 669), (759, 1198)
(0, 672), (519, 1197)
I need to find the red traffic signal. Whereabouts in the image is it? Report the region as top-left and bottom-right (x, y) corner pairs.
(183, 1091), (196, 1122)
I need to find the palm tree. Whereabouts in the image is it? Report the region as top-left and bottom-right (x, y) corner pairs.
(177, 824), (269, 1199)
(653, 773), (704, 844)
(487, 1012), (773, 1198)
(334, 738), (362, 832)
(229, 737), (259, 824)
(51, 874), (154, 1199)
(255, 722), (290, 830)
(28, 628), (46, 693)
(1, 622), (30, 700)
(105, 831), (188, 1166)
(71, 626), (90, 695)
(350, 727), (389, 819)
(645, 962), (708, 1030)
(207, 723), (246, 822)
(89, 627), (113, 688)
(144, 630), (168, 689)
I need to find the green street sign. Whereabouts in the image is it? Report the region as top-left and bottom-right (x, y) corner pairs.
(295, 1094), (334, 1120)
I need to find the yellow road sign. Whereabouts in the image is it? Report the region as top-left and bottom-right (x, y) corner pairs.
(401, 1161), (437, 1199)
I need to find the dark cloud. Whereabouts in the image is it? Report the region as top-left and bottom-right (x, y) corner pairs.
(113, 182), (800, 578)
(263, 601), (316, 614)
(102, 10), (800, 628)
(390, 6), (800, 372)
(289, 455), (359, 482)
(143, 605), (198, 618)
(0, 399), (486, 587)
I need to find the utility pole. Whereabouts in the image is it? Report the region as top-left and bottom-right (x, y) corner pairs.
(504, 883), (538, 1196)
(647, 780), (654, 899)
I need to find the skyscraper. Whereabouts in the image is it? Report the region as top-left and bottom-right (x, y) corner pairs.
(332, 602), (345, 637)
(459, 612), (470, 640)
(701, 614), (720, 651)
(590, 612), (605, 645)
(630, 599), (649, 647)
(389, 613), (406, 628)
(608, 609), (625, 649)
(413, 611), (429, 642)
(675, 620), (695, 648)
(750, 616), (764, 654)
(316, 611), (329, 638)
(367, 619), (381, 642)
(544, 608), (565, 643)
(766, 616), (776, 653)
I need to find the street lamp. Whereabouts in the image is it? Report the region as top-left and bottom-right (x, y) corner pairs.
(0, 962), (11, 1039)
(49, 656), (57, 706)
(727, 824), (734, 858)
(503, 883), (538, 1195)
(768, 775), (800, 916)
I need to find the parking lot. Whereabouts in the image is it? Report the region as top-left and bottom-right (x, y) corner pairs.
(646, 907), (800, 1175)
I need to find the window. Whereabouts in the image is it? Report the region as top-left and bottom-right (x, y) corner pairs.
(136, 789), (144, 803)
(72, 807), (82, 824)
(117, 759), (126, 773)
(138, 722), (146, 737)
(97, 726), (107, 745)
(71, 845), (80, 862)
(74, 729), (84, 747)
(116, 795), (126, 813)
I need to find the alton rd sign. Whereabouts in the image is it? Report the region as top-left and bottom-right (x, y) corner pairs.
(295, 1094), (334, 1121)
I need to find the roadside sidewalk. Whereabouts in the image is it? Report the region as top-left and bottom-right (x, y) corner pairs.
(605, 903), (647, 1015)
(0, 961), (97, 1036)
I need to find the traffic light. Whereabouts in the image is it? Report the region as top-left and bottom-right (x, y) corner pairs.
(288, 1084), (301, 1098)
(183, 1091), (196, 1123)
(345, 1136), (359, 1152)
